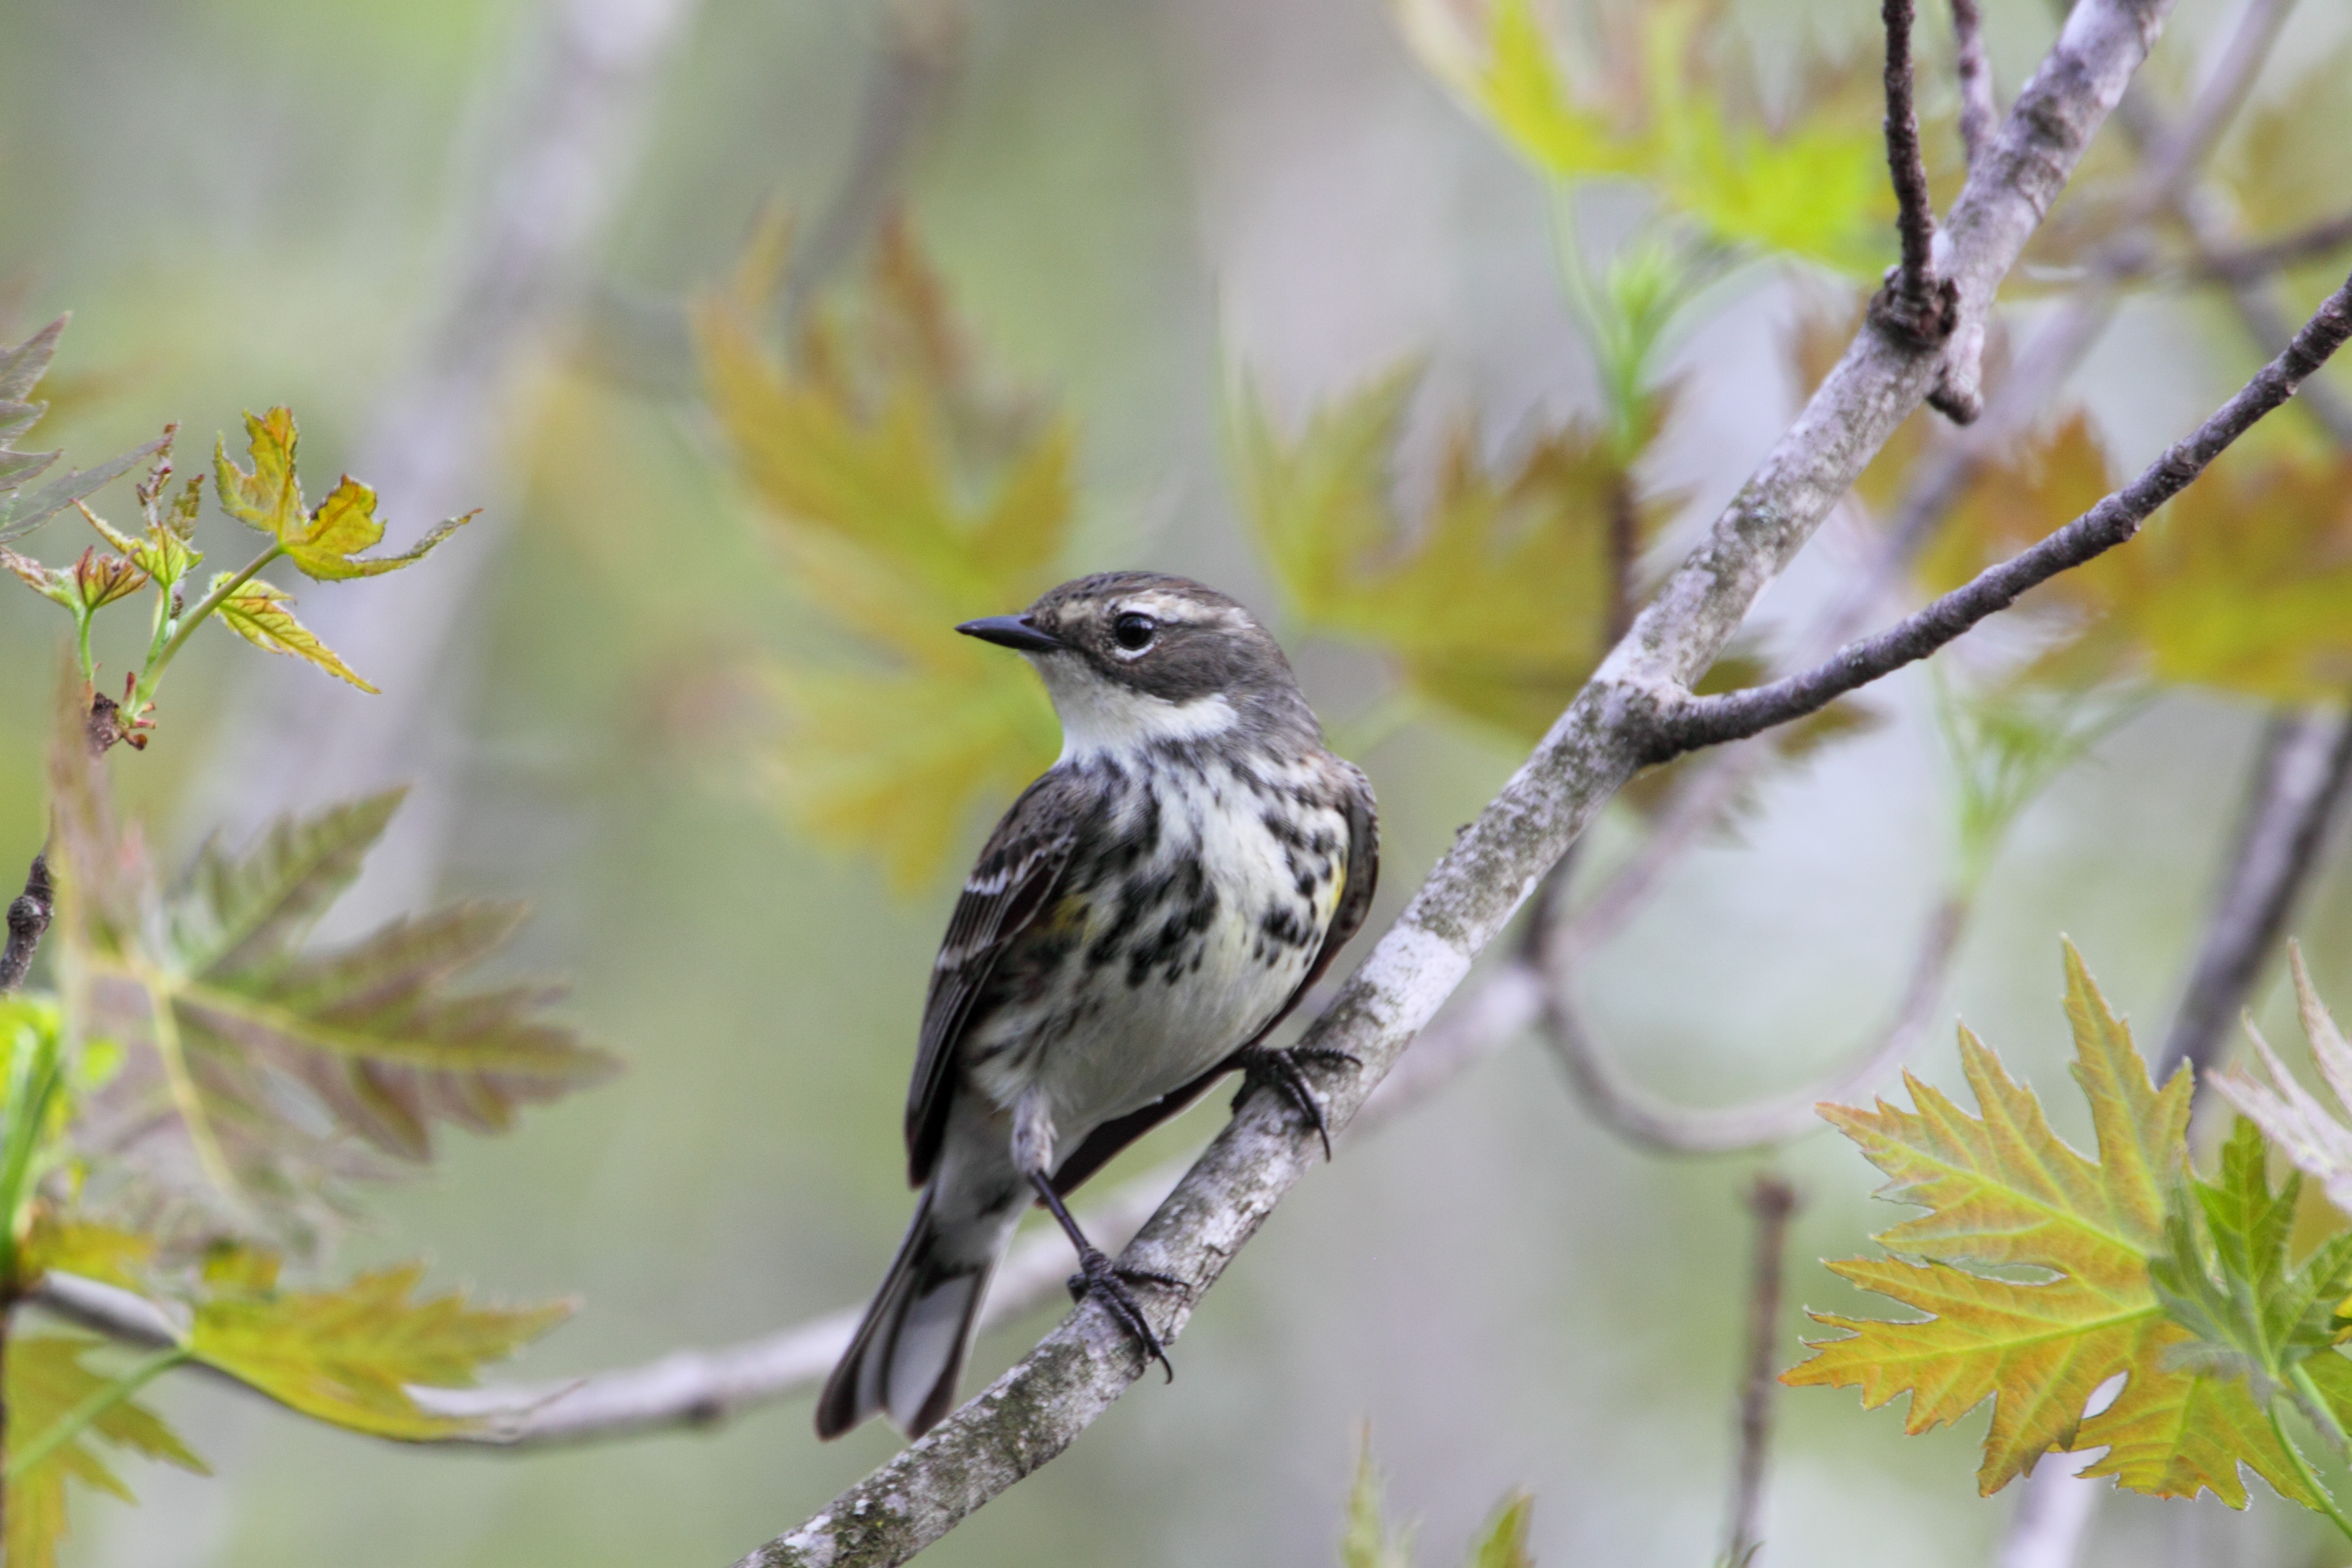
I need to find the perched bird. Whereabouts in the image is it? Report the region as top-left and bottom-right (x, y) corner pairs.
(816, 571), (1378, 1441)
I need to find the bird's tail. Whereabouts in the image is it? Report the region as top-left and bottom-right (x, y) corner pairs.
(816, 1188), (1000, 1440)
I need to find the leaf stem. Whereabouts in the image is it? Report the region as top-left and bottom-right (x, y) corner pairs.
(3, 1343), (191, 1480)
(0, 1020), (61, 1290)
(131, 959), (239, 1207)
(2271, 1397), (2352, 1544)
(128, 541), (281, 717)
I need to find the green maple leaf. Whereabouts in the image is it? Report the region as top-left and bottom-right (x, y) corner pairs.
(1398, 0), (1891, 275)
(50, 722), (617, 1251)
(187, 1253), (569, 1440)
(5, 1335), (209, 1568)
(1786, 943), (2325, 1508)
(698, 217), (1067, 885)
(214, 407), (473, 582)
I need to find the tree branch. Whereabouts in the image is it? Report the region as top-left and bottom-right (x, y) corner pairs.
(1951, 0), (1996, 170)
(1653, 265), (2352, 757)
(2157, 707), (2352, 1081)
(0, 855), (51, 994)
(720, 4), (2174, 1560)
(2201, 208), (2352, 285)
(1874, 0), (1949, 346)
(1537, 890), (1966, 1154)
(1722, 1174), (1798, 1568)
(28, 953), (1543, 1447)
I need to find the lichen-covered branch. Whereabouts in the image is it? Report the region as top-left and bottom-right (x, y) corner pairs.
(729, 4), (2176, 1560)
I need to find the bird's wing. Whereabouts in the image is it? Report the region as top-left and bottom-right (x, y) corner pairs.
(1048, 758), (1380, 1197)
(904, 776), (1079, 1186)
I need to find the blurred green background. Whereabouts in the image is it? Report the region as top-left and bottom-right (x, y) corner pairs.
(7, 0), (2352, 1563)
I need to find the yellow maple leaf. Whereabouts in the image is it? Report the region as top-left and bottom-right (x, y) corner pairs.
(208, 573), (379, 691)
(6, 1335), (209, 1568)
(189, 1262), (570, 1440)
(1921, 422), (2352, 704)
(1787, 943), (2325, 1506)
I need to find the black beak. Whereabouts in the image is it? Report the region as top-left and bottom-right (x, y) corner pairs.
(956, 614), (1064, 653)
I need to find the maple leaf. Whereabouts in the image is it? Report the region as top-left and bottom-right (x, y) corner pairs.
(49, 718), (617, 1253)
(1233, 363), (1868, 780)
(1786, 943), (2325, 1507)
(698, 215), (1068, 885)
(5, 1335), (209, 1568)
(1398, 0), (1893, 275)
(187, 1256), (570, 1440)
(1920, 420), (2352, 703)
(2215, 946), (2352, 1224)
(0, 317), (168, 549)
(207, 574), (378, 691)
(214, 408), (474, 581)
(1232, 363), (1660, 742)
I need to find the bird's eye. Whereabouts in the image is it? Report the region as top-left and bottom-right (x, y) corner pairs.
(1112, 612), (1158, 653)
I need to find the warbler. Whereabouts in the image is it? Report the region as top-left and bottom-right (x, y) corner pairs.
(816, 571), (1379, 1441)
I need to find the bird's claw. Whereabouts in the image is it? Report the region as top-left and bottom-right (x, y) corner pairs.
(1065, 1247), (1179, 1383)
(1239, 1046), (1361, 1160)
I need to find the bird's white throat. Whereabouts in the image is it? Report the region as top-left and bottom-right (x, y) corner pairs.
(1036, 659), (1240, 763)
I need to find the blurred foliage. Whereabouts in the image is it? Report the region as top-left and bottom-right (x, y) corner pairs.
(4, 1334), (207, 1568)
(698, 214), (1068, 888)
(1788, 944), (2352, 1532)
(1339, 1433), (1535, 1568)
(1920, 414), (2352, 703)
(1232, 361), (1664, 740)
(1398, 0), (1895, 275)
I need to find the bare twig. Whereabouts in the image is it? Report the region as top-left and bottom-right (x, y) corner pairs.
(1951, 0), (1996, 169)
(2157, 708), (2352, 1080)
(1538, 892), (1966, 1154)
(777, 0), (965, 335)
(720, 3), (2172, 1558)
(1872, 0), (1959, 358)
(0, 855), (51, 994)
(1655, 267), (2352, 756)
(2201, 207), (2352, 284)
(1723, 1175), (1799, 1568)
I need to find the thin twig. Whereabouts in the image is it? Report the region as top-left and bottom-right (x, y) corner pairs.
(1951, 0), (1996, 170)
(0, 855), (51, 994)
(1722, 1175), (1798, 1568)
(1872, 0), (1958, 356)
(777, 0), (965, 336)
(1655, 267), (2352, 757)
(2157, 707), (2352, 1081)
(2201, 207), (2352, 284)
(1538, 892), (1967, 1154)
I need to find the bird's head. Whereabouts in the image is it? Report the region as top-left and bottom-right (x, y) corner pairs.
(957, 572), (1315, 761)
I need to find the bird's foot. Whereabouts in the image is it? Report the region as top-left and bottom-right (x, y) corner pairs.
(1065, 1247), (1181, 1384)
(1238, 1045), (1362, 1160)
